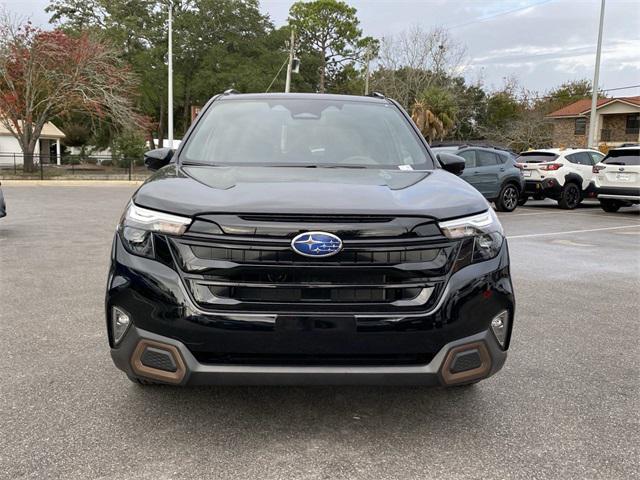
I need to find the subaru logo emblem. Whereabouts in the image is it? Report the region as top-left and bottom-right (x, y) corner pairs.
(291, 231), (343, 258)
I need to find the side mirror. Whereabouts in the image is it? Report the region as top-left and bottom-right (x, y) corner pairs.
(144, 148), (174, 171)
(437, 152), (465, 176)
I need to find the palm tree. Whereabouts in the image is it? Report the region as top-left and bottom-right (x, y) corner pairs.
(410, 87), (456, 142)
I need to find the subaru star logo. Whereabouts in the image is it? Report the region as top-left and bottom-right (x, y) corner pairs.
(291, 231), (343, 258)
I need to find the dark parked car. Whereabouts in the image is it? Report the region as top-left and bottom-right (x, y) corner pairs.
(431, 145), (524, 212)
(0, 182), (6, 219)
(107, 93), (514, 387)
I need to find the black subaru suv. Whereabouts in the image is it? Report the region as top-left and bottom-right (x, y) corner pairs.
(107, 93), (514, 387)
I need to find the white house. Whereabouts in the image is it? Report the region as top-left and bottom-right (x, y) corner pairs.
(0, 122), (66, 166)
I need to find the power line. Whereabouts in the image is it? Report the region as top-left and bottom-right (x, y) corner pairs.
(266, 57), (289, 93)
(602, 84), (640, 93)
(447, 0), (554, 30)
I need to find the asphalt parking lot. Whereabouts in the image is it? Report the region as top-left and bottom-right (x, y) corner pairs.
(1, 184), (638, 480)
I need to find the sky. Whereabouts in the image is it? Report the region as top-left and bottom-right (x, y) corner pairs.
(3, 0), (640, 96)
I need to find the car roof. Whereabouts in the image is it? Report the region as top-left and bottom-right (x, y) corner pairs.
(431, 144), (515, 155)
(215, 92), (389, 104)
(520, 148), (601, 155)
(609, 145), (639, 151)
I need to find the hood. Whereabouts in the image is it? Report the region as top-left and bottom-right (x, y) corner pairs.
(133, 165), (489, 221)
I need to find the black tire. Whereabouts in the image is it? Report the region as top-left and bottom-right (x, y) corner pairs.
(449, 380), (481, 388)
(495, 184), (520, 212)
(517, 195), (528, 206)
(600, 199), (621, 213)
(558, 183), (581, 209)
(127, 375), (157, 385)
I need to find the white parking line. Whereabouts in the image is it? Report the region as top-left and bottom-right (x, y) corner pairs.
(502, 209), (639, 219)
(507, 224), (640, 239)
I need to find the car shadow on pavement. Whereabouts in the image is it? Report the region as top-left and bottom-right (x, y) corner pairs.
(116, 382), (496, 442)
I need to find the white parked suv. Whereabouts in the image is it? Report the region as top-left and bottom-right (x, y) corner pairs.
(516, 148), (604, 209)
(589, 145), (640, 212)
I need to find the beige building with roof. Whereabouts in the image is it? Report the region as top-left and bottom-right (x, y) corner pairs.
(546, 96), (640, 149)
(0, 122), (66, 166)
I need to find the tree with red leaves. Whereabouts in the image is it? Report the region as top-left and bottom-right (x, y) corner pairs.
(0, 18), (142, 171)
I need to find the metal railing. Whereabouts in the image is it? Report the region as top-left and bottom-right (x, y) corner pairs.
(0, 153), (150, 181)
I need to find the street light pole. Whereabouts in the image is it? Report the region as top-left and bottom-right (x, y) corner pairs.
(364, 47), (371, 96)
(285, 28), (295, 93)
(168, 0), (174, 148)
(587, 0), (605, 149)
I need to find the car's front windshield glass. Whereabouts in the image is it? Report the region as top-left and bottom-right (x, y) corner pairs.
(181, 97), (434, 169)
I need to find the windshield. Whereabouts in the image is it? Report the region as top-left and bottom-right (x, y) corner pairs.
(181, 97), (433, 169)
(431, 147), (459, 153)
(516, 152), (559, 163)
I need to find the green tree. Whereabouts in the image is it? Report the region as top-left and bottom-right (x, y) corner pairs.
(411, 85), (458, 142)
(447, 79), (487, 140)
(536, 79), (593, 114)
(0, 21), (141, 171)
(288, 0), (377, 93)
(485, 83), (522, 133)
(47, 0), (279, 143)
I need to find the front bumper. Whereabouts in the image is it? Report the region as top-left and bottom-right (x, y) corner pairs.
(107, 235), (514, 386)
(112, 325), (507, 386)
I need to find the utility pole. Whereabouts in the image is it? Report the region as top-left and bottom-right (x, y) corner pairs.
(588, 0), (605, 148)
(364, 47), (371, 96)
(285, 28), (295, 93)
(168, 0), (174, 148)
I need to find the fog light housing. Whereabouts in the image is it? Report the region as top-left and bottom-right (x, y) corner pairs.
(491, 310), (509, 348)
(112, 306), (131, 345)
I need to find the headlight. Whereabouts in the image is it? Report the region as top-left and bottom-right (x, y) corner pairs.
(439, 210), (504, 268)
(118, 202), (192, 258)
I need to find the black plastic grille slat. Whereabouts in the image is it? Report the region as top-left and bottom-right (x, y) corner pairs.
(189, 244), (442, 265)
(238, 214), (394, 223)
(207, 285), (422, 304)
(192, 352), (435, 366)
(200, 269), (434, 286)
(168, 223), (455, 313)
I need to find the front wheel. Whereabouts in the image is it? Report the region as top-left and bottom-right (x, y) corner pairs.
(600, 199), (621, 212)
(558, 183), (581, 209)
(495, 184), (520, 212)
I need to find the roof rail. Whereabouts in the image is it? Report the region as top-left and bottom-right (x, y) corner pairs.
(223, 88), (240, 95)
(368, 92), (386, 99)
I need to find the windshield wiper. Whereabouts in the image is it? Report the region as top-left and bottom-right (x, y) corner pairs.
(181, 161), (218, 167)
(317, 164), (368, 169)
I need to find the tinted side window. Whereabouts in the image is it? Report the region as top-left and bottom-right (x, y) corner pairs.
(577, 152), (594, 165)
(566, 153), (580, 164)
(497, 152), (510, 164)
(477, 150), (499, 167)
(458, 150), (477, 168)
(588, 152), (604, 165)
